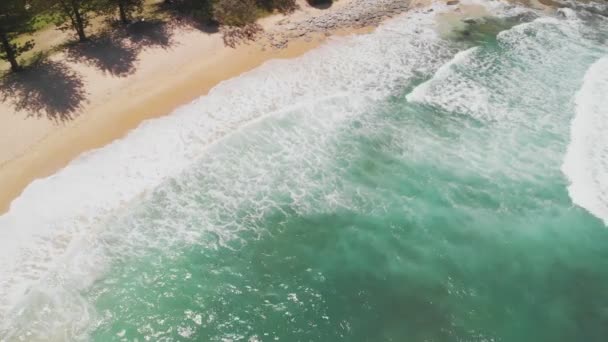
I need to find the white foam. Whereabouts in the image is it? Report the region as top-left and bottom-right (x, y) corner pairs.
(555, 0), (608, 15)
(406, 11), (596, 127)
(562, 57), (608, 224)
(406, 46), (480, 106)
(403, 6), (608, 192)
(0, 3), (464, 340)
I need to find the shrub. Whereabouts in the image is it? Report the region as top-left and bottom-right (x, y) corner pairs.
(213, 0), (257, 27)
(168, 0), (213, 22)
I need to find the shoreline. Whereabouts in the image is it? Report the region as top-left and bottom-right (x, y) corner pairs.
(0, 0), (416, 214)
(0, 32), (360, 214)
(0, 0), (553, 215)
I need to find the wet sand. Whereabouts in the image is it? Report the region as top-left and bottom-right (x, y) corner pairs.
(0, 0), (552, 214)
(0, 0), (396, 214)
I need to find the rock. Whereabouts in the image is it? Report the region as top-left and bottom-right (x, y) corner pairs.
(268, 0), (414, 41)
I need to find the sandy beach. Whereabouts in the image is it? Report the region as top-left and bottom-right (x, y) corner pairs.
(0, 0), (415, 214)
(5, 0), (604, 339)
(0, 0), (552, 214)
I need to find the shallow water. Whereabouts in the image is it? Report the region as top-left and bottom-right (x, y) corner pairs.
(2, 1), (608, 341)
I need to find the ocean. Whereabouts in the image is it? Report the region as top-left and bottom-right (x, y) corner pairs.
(2, 1), (608, 341)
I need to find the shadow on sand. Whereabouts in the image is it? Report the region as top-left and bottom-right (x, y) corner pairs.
(65, 19), (176, 77)
(65, 33), (139, 77)
(0, 16), (209, 122)
(151, 1), (220, 34)
(0, 56), (87, 122)
(125, 19), (176, 49)
(308, 0), (333, 10)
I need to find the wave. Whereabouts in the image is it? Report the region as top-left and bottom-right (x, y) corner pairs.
(0, 3), (465, 340)
(406, 46), (479, 106)
(563, 57), (608, 224)
(406, 10), (599, 124)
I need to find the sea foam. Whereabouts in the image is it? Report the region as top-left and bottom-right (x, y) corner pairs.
(407, 11), (592, 125)
(0, 3), (461, 340)
(563, 57), (608, 224)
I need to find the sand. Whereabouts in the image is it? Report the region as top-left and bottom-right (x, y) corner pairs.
(0, 0), (552, 214)
(0, 0), (412, 214)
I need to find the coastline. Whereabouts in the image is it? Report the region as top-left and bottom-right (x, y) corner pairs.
(0, 31), (339, 214)
(0, 0), (398, 214)
(0, 0), (550, 214)
(0, 0), (605, 338)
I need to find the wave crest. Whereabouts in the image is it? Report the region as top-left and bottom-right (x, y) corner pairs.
(563, 57), (608, 224)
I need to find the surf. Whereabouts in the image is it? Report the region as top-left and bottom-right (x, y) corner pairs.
(0, 3), (457, 340)
(563, 57), (608, 224)
(2, 1), (608, 340)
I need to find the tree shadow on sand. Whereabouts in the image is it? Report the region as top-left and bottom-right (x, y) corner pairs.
(65, 32), (139, 77)
(152, 1), (220, 34)
(0, 56), (87, 122)
(177, 18), (220, 34)
(64, 19), (177, 77)
(125, 19), (176, 49)
(221, 24), (263, 48)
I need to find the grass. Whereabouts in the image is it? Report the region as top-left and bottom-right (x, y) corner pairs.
(29, 11), (56, 32)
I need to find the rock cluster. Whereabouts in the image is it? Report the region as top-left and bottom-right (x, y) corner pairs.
(266, 0), (412, 48)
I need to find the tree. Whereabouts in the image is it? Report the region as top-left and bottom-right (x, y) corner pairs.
(105, 0), (144, 24)
(50, 0), (96, 41)
(213, 0), (257, 27)
(162, 0), (213, 23)
(0, 0), (35, 72)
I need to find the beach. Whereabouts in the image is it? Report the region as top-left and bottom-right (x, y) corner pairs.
(0, 0), (557, 215)
(4, 0), (608, 340)
(0, 0), (421, 214)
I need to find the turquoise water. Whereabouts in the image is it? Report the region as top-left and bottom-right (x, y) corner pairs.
(2, 1), (608, 341)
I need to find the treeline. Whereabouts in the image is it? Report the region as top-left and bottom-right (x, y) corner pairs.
(0, 0), (307, 72)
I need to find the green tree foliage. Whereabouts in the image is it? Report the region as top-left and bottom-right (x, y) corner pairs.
(0, 0), (35, 72)
(114, 0), (144, 24)
(166, 0), (213, 22)
(213, 0), (258, 27)
(1, 0), (307, 74)
(102, 0), (144, 24)
(49, 0), (97, 41)
(213, 0), (299, 26)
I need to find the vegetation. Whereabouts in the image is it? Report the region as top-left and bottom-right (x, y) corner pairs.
(49, 0), (97, 41)
(164, 0), (214, 22)
(213, 0), (258, 27)
(0, 0), (327, 122)
(0, 0), (36, 71)
(106, 0), (145, 24)
(29, 11), (56, 31)
(0, 0), (314, 74)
